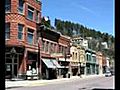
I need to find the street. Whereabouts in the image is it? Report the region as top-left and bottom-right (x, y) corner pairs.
(6, 76), (114, 90)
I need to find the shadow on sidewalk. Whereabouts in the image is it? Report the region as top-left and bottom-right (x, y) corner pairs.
(6, 86), (23, 89)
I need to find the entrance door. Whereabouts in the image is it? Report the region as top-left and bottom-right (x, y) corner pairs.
(5, 54), (18, 79)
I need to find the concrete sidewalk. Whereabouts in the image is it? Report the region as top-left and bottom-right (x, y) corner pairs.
(5, 74), (104, 89)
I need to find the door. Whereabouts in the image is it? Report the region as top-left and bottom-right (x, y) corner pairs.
(5, 54), (18, 79)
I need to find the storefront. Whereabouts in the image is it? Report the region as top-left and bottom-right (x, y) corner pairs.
(5, 46), (25, 79)
(41, 58), (63, 79)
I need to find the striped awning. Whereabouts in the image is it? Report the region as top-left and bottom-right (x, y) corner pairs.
(42, 59), (63, 68)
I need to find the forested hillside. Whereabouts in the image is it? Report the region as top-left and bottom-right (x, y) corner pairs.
(41, 17), (115, 60)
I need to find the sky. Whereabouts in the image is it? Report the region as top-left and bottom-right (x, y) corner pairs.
(41, 0), (114, 36)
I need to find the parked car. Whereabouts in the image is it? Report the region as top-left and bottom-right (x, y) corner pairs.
(105, 71), (112, 77)
(110, 70), (114, 76)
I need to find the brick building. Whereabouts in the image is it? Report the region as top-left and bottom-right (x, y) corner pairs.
(37, 26), (71, 79)
(5, 0), (41, 79)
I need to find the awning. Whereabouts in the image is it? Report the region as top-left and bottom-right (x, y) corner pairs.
(42, 59), (56, 68)
(52, 60), (63, 68)
(42, 59), (63, 69)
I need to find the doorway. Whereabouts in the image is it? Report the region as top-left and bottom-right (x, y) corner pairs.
(5, 54), (19, 79)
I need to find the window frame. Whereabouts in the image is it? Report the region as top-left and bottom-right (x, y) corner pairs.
(18, 24), (24, 40)
(27, 6), (34, 21)
(27, 28), (34, 44)
(5, 23), (10, 39)
(35, 10), (39, 23)
(18, 0), (24, 14)
(5, 0), (11, 12)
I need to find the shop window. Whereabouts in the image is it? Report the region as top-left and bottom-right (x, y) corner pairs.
(5, 0), (11, 12)
(27, 28), (34, 44)
(5, 23), (10, 39)
(18, 0), (24, 13)
(27, 6), (34, 21)
(18, 24), (24, 40)
(6, 58), (12, 63)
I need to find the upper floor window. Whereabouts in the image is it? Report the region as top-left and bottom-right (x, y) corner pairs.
(92, 56), (96, 62)
(45, 42), (49, 52)
(27, 6), (34, 20)
(35, 10), (39, 23)
(18, 24), (24, 40)
(75, 53), (77, 60)
(42, 40), (45, 51)
(27, 28), (34, 44)
(72, 52), (74, 60)
(5, 23), (10, 39)
(18, 0), (24, 13)
(5, 0), (11, 12)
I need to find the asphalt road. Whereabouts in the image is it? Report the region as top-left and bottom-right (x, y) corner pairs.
(7, 76), (114, 90)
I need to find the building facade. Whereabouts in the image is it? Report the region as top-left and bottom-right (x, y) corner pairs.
(96, 51), (103, 75)
(102, 55), (107, 74)
(37, 26), (71, 79)
(70, 45), (86, 76)
(85, 49), (99, 75)
(5, 0), (41, 79)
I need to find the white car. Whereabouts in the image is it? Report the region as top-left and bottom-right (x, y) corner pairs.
(105, 71), (112, 77)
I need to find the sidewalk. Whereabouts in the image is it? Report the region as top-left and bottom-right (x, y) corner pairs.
(5, 74), (104, 89)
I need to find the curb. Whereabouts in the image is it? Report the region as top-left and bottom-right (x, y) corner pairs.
(5, 75), (104, 88)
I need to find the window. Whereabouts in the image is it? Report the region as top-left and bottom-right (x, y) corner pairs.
(45, 42), (49, 52)
(27, 6), (34, 20)
(72, 52), (74, 60)
(75, 53), (77, 60)
(5, 23), (10, 39)
(18, 0), (24, 13)
(5, 0), (11, 12)
(27, 28), (34, 44)
(42, 40), (45, 51)
(48, 43), (51, 53)
(18, 24), (24, 40)
(35, 11), (39, 23)
(51, 43), (54, 53)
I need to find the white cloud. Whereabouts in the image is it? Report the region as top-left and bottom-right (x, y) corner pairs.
(71, 2), (95, 15)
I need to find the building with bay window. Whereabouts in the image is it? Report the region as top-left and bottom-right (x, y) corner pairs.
(5, 0), (41, 79)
